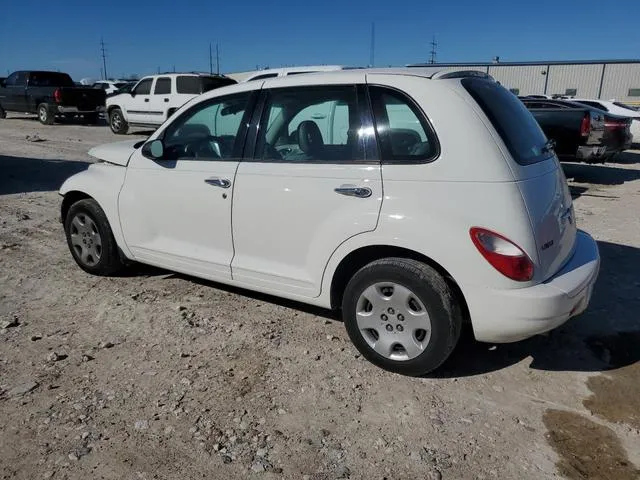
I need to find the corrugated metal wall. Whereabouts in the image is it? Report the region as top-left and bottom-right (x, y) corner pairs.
(488, 65), (547, 95)
(545, 64), (603, 98)
(599, 64), (640, 102)
(404, 62), (640, 103)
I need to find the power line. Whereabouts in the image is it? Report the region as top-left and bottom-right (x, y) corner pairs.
(429, 36), (438, 64)
(369, 22), (375, 67)
(100, 37), (108, 79)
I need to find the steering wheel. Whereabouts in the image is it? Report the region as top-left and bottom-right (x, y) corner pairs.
(182, 135), (223, 159)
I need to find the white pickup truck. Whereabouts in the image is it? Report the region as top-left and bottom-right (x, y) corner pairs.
(106, 73), (235, 134)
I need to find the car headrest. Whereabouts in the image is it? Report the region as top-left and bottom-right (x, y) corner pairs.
(179, 124), (211, 139)
(297, 120), (323, 156)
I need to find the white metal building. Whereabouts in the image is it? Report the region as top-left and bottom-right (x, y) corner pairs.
(407, 60), (640, 104)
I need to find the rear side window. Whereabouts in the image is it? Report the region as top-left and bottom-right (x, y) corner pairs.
(154, 77), (171, 94)
(29, 72), (74, 87)
(176, 76), (202, 94)
(369, 86), (438, 163)
(200, 76), (236, 92)
(463, 78), (551, 166)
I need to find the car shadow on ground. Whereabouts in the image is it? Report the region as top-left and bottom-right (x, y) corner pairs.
(435, 240), (640, 378)
(611, 150), (640, 165)
(0, 154), (91, 195)
(163, 240), (639, 378)
(562, 162), (640, 186)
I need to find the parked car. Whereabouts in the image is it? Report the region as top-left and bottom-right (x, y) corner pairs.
(0, 71), (106, 124)
(59, 68), (599, 375)
(92, 80), (130, 95)
(227, 65), (344, 83)
(571, 98), (640, 144)
(106, 73), (236, 134)
(521, 98), (632, 162)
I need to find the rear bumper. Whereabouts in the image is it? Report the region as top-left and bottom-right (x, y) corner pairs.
(466, 230), (600, 343)
(57, 106), (105, 114)
(575, 145), (608, 161)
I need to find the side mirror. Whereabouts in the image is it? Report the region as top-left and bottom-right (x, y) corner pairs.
(142, 139), (164, 159)
(130, 90), (135, 97)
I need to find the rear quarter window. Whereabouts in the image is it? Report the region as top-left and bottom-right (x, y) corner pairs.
(177, 76), (203, 94)
(462, 78), (551, 166)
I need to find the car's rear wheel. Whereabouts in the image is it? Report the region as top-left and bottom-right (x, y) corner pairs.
(64, 198), (124, 276)
(38, 103), (54, 125)
(109, 108), (128, 134)
(342, 258), (462, 376)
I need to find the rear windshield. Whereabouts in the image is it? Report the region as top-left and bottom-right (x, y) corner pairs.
(29, 72), (74, 87)
(462, 77), (551, 166)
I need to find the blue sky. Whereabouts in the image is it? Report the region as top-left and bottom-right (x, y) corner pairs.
(1, 0), (639, 80)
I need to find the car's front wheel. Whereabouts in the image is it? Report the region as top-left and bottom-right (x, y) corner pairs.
(64, 198), (124, 276)
(342, 258), (462, 376)
(109, 108), (128, 134)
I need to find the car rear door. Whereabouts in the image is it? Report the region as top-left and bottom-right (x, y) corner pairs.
(230, 78), (382, 298)
(118, 89), (257, 279)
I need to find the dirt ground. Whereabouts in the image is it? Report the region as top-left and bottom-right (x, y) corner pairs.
(1, 114), (639, 480)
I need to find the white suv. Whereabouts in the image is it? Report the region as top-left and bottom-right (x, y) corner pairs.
(60, 69), (600, 375)
(106, 73), (235, 134)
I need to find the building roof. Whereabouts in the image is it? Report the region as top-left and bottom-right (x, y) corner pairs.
(408, 59), (640, 67)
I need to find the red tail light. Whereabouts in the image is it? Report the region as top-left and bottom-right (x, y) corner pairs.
(604, 119), (629, 129)
(470, 227), (534, 281)
(54, 88), (62, 103)
(580, 114), (591, 137)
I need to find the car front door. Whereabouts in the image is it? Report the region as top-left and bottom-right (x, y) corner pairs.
(149, 76), (172, 124)
(230, 82), (382, 298)
(4, 72), (28, 111)
(118, 89), (256, 280)
(125, 77), (153, 124)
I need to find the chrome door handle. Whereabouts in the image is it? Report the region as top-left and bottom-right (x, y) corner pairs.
(204, 177), (231, 188)
(334, 185), (372, 198)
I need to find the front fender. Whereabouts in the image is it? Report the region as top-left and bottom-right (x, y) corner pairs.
(59, 163), (132, 259)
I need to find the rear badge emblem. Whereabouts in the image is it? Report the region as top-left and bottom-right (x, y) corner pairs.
(542, 240), (554, 251)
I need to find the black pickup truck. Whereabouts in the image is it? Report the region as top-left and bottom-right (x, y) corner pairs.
(0, 71), (106, 125)
(520, 98), (632, 162)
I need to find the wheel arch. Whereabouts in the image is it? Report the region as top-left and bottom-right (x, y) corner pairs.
(328, 244), (470, 323)
(61, 190), (92, 222)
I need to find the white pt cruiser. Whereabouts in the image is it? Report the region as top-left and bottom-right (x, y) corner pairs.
(60, 69), (600, 375)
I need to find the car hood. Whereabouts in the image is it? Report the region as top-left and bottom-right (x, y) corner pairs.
(88, 139), (141, 166)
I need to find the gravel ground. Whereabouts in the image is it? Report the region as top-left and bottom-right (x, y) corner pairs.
(1, 114), (639, 480)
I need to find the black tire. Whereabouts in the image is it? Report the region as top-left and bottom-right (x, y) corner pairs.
(64, 198), (124, 276)
(109, 107), (128, 134)
(37, 103), (54, 125)
(342, 258), (462, 376)
(0, 104), (6, 119)
(84, 113), (99, 125)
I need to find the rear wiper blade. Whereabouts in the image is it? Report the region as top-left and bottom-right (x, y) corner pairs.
(541, 139), (556, 154)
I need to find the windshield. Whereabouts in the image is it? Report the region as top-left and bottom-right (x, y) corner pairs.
(462, 77), (552, 166)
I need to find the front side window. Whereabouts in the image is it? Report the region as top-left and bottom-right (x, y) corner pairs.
(176, 76), (202, 94)
(12, 72), (28, 86)
(162, 92), (253, 160)
(255, 85), (365, 163)
(369, 86), (438, 163)
(154, 77), (171, 95)
(133, 78), (152, 95)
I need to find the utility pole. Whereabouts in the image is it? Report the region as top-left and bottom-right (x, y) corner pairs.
(369, 22), (375, 67)
(216, 43), (220, 74)
(209, 43), (213, 74)
(100, 37), (108, 79)
(429, 36), (438, 64)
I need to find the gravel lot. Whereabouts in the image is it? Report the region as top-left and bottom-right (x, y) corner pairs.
(1, 114), (639, 480)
